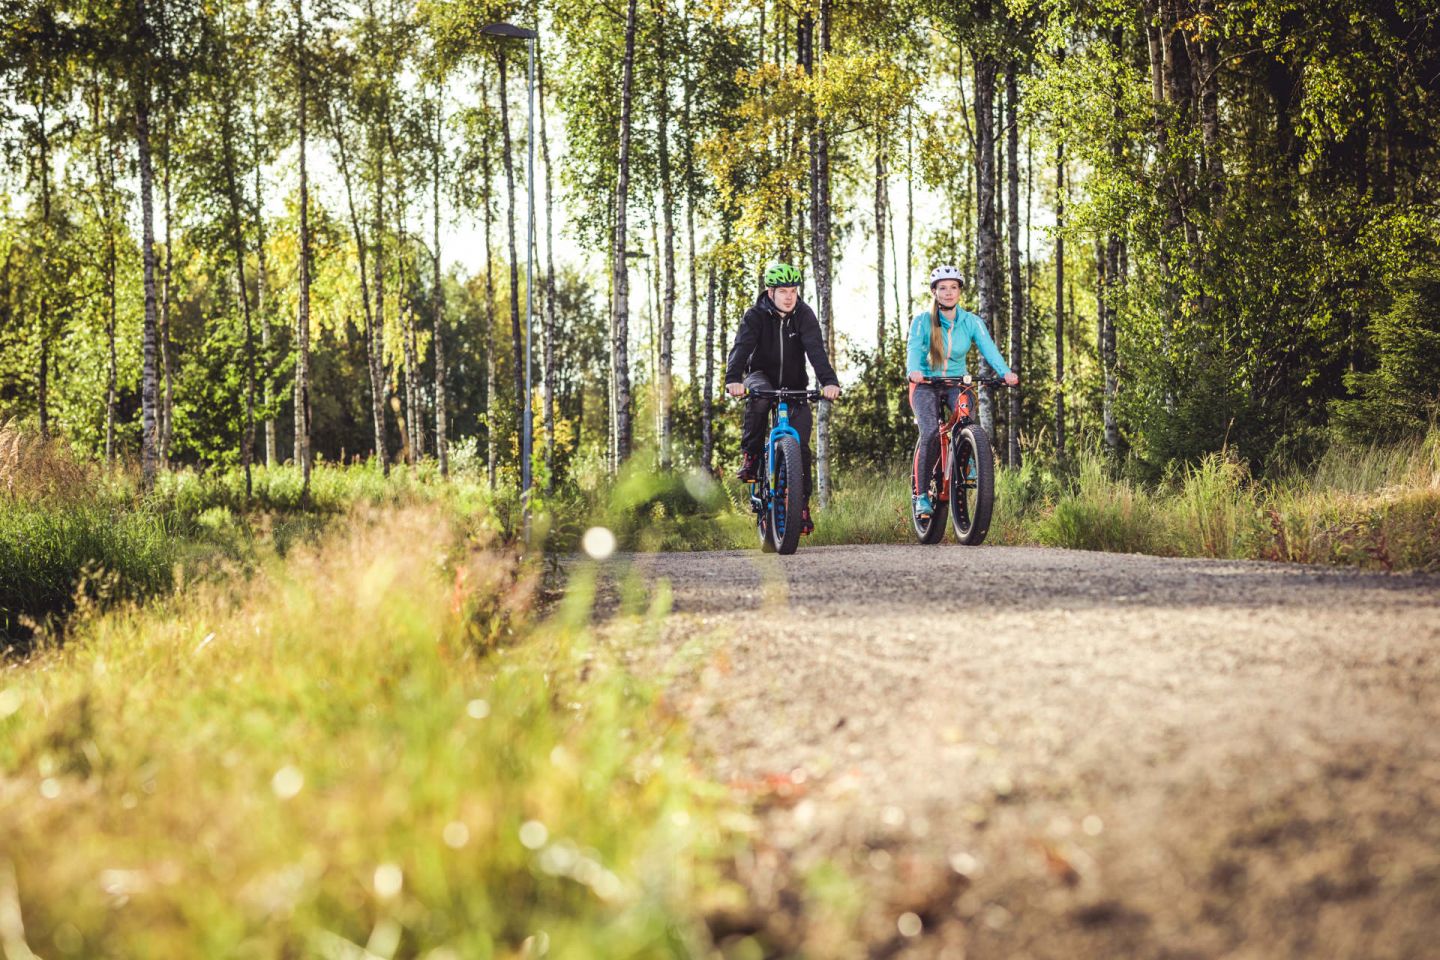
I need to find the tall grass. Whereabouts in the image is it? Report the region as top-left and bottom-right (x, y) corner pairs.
(1, 504), (177, 640)
(0, 507), (739, 957)
(780, 430), (1440, 570)
(1263, 431), (1440, 568)
(1, 423), (514, 646)
(1, 426), (173, 644)
(804, 471), (912, 546)
(1032, 455), (1171, 554)
(0, 421), (98, 502)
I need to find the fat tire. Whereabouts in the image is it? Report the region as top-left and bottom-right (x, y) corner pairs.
(770, 435), (805, 555)
(757, 489), (776, 553)
(911, 437), (948, 544)
(950, 424), (994, 546)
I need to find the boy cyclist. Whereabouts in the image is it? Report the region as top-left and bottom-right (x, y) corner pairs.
(725, 261), (841, 535)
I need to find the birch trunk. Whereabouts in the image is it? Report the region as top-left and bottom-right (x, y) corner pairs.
(973, 51), (998, 439)
(482, 74), (497, 488)
(804, 2), (834, 506)
(1054, 139), (1066, 469)
(684, 78), (698, 401)
(1006, 61), (1023, 468)
(393, 155), (422, 463)
(432, 83), (449, 476)
(610, 0), (638, 465)
(656, 1), (676, 467)
(702, 260), (716, 472)
(36, 96), (51, 440)
(498, 50), (526, 458)
(96, 84), (119, 463)
(294, 0), (312, 493)
(161, 106), (174, 462)
(874, 138), (886, 358)
(538, 60), (556, 480)
(133, 9), (161, 487)
(252, 102), (274, 468)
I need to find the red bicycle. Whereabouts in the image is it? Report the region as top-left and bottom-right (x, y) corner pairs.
(910, 375), (1009, 546)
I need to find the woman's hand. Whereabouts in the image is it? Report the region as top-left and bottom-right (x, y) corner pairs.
(821, 384), (841, 401)
(1004, 372), (1019, 386)
(726, 382), (745, 398)
(908, 371), (924, 384)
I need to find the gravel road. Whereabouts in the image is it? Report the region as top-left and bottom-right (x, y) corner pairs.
(613, 544), (1440, 959)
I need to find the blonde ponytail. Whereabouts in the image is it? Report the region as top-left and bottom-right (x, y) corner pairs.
(927, 296), (945, 372)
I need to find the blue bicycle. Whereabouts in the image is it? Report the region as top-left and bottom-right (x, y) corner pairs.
(744, 387), (820, 555)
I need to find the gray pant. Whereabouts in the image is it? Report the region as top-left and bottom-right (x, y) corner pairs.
(742, 371), (813, 505)
(910, 383), (963, 496)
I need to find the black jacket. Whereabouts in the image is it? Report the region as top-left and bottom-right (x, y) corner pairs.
(724, 291), (839, 389)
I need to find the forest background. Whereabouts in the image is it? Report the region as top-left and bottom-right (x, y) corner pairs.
(2, 0), (1438, 506)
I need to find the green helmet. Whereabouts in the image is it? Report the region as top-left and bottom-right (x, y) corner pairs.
(763, 261), (802, 288)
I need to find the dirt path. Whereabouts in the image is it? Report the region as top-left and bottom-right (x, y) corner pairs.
(610, 544), (1440, 959)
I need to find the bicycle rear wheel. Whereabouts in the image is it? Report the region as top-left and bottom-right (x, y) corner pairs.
(769, 435), (804, 555)
(911, 437), (948, 544)
(949, 424), (994, 545)
(756, 483), (776, 553)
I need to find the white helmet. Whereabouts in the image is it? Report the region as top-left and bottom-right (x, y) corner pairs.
(929, 264), (964, 288)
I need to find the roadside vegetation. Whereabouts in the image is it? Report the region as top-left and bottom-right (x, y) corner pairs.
(770, 428), (1440, 571)
(0, 498), (757, 957)
(6, 421), (1438, 651)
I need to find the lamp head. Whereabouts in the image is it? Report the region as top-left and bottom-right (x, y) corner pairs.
(479, 22), (537, 39)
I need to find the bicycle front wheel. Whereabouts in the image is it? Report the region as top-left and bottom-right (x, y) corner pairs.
(949, 424), (994, 546)
(769, 435), (805, 555)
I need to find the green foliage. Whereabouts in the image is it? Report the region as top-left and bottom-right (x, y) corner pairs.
(829, 337), (913, 472)
(6, 0), (1440, 512)
(1331, 269), (1440, 443)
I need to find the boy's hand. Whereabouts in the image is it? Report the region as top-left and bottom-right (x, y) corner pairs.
(726, 382), (745, 398)
(1004, 372), (1019, 386)
(821, 384), (841, 401)
(908, 371), (924, 383)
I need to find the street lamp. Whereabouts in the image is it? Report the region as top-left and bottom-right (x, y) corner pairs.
(480, 21), (538, 537)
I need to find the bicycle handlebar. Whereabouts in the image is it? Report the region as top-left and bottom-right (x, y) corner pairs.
(918, 375), (1014, 388)
(733, 388), (831, 401)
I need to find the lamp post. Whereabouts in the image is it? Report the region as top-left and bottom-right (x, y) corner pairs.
(481, 21), (538, 536)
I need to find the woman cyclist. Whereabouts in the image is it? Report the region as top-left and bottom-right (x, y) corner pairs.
(906, 264), (1018, 521)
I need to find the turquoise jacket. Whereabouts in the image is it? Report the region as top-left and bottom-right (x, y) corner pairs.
(906, 307), (1011, 378)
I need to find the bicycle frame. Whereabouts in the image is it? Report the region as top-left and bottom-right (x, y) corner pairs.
(919, 376), (998, 503)
(748, 391), (815, 514)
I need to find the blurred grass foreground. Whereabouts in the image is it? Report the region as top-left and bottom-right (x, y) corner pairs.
(0, 500), (743, 957)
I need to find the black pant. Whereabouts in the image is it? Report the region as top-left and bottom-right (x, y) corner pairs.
(741, 372), (813, 506)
